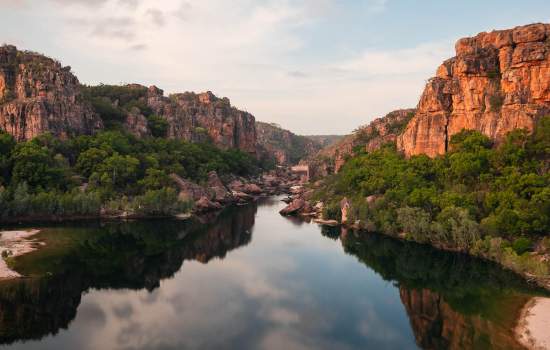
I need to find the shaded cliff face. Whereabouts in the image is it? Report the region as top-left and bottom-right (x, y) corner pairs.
(255, 121), (324, 165)
(307, 109), (415, 177)
(147, 87), (257, 155)
(398, 23), (550, 157)
(0, 45), (103, 141)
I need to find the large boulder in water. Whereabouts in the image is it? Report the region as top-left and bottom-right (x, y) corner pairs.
(280, 198), (305, 216)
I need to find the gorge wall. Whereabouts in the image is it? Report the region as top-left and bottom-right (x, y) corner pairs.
(146, 87), (257, 155)
(256, 121), (328, 165)
(0, 45), (103, 141)
(0, 45), (257, 155)
(398, 23), (550, 157)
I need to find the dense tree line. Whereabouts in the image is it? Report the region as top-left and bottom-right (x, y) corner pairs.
(315, 116), (550, 277)
(0, 130), (258, 219)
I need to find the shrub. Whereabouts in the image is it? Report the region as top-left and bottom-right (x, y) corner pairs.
(132, 188), (191, 216)
(512, 237), (532, 255)
(322, 201), (341, 221)
(396, 206), (432, 243)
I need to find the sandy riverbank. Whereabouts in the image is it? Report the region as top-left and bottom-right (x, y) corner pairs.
(0, 229), (42, 279)
(516, 297), (550, 349)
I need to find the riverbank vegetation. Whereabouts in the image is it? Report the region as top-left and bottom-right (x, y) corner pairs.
(314, 116), (550, 281)
(0, 130), (258, 220)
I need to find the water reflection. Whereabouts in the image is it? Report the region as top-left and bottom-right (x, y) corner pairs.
(0, 204), (256, 346)
(0, 198), (543, 349)
(340, 232), (541, 349)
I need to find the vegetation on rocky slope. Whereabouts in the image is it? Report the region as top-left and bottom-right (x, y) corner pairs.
(0, 130), (258, 220)
(313, 116), (550, 280)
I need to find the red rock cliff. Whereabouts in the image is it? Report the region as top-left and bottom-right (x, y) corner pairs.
(398, 23), (550, 157)
(0, 45), (103, 141)
(147, 87), (257, 155)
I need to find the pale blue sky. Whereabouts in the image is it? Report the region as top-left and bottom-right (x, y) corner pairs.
(1, 0), (549, 134)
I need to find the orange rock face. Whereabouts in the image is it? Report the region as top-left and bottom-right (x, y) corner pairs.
(147, 87), (257, 155)
(398, 23), (550, 157)
(0, 45), (103, 141)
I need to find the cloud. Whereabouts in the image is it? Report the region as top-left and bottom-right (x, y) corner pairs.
(118, 0), (139, 8)
(287, 70), (309, 78)
(173, 1), (192, 21)
(145, 8), (165, 27)
(49, 0), (110, 7)
(336, 41), (453, 77)
(128, 43), (147, 51)
(89, 17), (136, 40)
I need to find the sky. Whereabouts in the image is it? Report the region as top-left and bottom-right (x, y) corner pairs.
(0, 0), (549, 135)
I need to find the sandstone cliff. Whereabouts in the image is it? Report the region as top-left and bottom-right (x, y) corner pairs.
(84, 84), (258, 155)
(307, 109), (415, 177)
(0, 46), (257, 155)
(256, 121), (325, 165)
(147, 88), (257, 155)
(398, 23), (550, 157)
(0, 45), (103, 141)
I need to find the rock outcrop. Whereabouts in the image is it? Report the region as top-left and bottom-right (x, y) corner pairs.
(398, 23), (550, 157)
(0, 45), (103, 141)
(147, 87), (257, 155)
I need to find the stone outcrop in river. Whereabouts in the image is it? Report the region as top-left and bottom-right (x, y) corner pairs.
(0, 45), (103, 141)
(398, 23), (550, 157)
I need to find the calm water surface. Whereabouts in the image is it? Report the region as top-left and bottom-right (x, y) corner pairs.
(0, 197), (544, 349)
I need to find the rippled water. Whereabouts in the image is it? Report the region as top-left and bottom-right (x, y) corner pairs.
(0, 197), (544, 349)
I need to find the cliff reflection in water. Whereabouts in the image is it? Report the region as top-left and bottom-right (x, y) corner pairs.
(0, 203), (257, 345)
(339, 228), (541, 350)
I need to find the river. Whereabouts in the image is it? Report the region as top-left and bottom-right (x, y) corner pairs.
(0, 197), (544, 349)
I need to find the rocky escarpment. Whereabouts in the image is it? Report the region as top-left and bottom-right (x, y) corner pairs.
(307, 109), (415, 177)
(147, 87), (257, 155)
(398, 23), (550, 157)
(0, 46), (257, 155)
(0, 45), (103, 141)
(84, 84), (258, 155)
(256, 121), (325, 165)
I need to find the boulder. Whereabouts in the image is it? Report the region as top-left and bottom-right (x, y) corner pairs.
(243, 183), (262, 195)
(279, 198), (306, 216)
(195, 196), (222, 212)
(207, 171), (232, 203)
(170, 174), (209, 202)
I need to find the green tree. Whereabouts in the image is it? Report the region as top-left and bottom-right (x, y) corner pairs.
(90, 154), (140, 193)
(11, 142), (64, 190)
